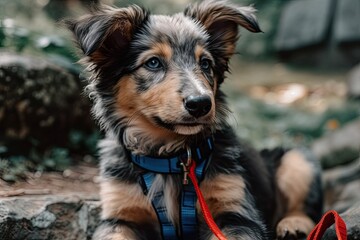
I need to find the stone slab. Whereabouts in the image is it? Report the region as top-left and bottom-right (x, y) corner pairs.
(274, 0), (333, 51)
(311, 119), (360, 160)
(347, 63), (360, 98)
(334, 0), (360, 43)
(0, 196), (100, 240)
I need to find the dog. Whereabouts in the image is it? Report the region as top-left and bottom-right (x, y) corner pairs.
(65, 0), (323, 239)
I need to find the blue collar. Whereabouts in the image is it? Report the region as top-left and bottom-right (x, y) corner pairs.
(130, 136), (214, 175)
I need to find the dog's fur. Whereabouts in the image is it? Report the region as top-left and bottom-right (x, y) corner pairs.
(66, 0), (323, 239)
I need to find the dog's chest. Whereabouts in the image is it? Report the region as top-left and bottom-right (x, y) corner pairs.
(137, 173), (202, 238)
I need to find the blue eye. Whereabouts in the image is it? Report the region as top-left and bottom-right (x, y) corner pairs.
(200, 58), (211, 71)
(145, 57), (162, 70)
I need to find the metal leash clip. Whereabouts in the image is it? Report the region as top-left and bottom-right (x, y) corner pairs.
(180, 147), (192, 185)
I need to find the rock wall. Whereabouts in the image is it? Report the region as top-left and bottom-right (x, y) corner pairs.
(0, 196), (100, 240)
(0, 51), (95, 167)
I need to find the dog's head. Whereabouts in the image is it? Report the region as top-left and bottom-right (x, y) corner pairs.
(66, 0), (260, 154)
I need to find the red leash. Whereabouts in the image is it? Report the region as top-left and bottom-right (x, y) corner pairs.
(188, 160), (227, 240)
(307, 210), (347, 240)
(187, 161), (347, 240)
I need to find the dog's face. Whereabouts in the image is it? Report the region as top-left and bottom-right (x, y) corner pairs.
(66, 0), (260, 154)
(113, 14), (217, 137)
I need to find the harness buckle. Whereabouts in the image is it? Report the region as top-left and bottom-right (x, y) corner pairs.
(180, 147), (192, 185)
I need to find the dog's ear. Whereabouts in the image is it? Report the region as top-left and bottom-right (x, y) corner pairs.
(184, 0), (261, 65)
(64, 5), (148, 69)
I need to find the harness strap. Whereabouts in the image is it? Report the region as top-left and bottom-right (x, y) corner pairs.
(180, 184), (198, 239)
(140, 172), (178, 239)
(139, 161), (210, 240)
(133, 137), (214, 240)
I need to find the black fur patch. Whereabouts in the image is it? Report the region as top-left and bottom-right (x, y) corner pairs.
(199, 212), (268, 240)
(100, 218), (161, 240)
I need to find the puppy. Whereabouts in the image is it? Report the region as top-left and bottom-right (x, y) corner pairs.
(66, 0), (323, 239)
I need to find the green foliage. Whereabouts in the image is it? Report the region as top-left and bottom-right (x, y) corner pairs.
(231, 93), (360, 149)
(0, 128), (100, 181)
(43, 148), (71, 171)
(69, 130), (101, 155)
(0, 22), (77, 62)
(0, 148), (69, 182)
(0, 156), (33, 182)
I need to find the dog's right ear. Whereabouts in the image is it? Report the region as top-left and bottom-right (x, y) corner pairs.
(184, 0), (261, 82)
(64, 5), (148, 68)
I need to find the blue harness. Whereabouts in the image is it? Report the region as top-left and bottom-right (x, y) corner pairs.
(131, 137), (214, 240)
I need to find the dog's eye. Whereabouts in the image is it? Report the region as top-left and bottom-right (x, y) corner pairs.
(144, 57), (162, 70)
(200, 58), (211, 71)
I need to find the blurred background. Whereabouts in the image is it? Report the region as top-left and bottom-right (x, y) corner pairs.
(0, 0), (359, 223)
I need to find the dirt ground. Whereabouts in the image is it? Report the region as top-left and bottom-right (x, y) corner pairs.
(0, 162), (99, 199)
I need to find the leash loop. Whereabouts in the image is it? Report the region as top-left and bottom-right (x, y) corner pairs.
(307, 210), (347, 240)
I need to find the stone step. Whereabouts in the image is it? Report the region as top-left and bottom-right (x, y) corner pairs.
(0, 195), (100, 240)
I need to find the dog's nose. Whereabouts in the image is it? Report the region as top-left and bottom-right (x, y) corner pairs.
(184, 95), (212, 118)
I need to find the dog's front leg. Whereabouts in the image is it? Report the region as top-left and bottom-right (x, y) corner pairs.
(199, 174), (268, 240)
(93, 179), (161, 240)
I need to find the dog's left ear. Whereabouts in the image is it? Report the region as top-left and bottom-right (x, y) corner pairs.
(184, 0), (261, 65)
(64, 5), (148, 75)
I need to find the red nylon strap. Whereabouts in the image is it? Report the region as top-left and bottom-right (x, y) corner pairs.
(188, 160), (227, 240)
(307, 210), (347, 240)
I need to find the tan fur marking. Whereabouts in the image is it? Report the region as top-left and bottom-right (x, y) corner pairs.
(100, 179), (157, 225)
(136, 43), (173, 65)
(195, 45), (205, 62)
(90, 51), (107, 65)
(199, 174), (246, 217)
(114, 76), (138, 116)
(276, 211), (315, 238)
(223, 38), (236, 57)
(115, 75), (180, 128)
(276, 150), (313, 211)
(141, 76), (185, 120)
(154, 42), (172, 61)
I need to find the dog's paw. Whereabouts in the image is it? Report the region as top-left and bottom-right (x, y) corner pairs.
(276, 214), (315, 240)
